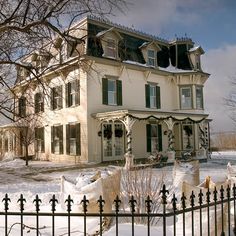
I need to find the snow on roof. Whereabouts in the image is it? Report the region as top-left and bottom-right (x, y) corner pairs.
(159, 59), (194, 73)
(96, 27), (123, 40)
(189, 45), (205, 54)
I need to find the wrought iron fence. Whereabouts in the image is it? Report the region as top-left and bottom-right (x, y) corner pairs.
(1, 184), (236, 236)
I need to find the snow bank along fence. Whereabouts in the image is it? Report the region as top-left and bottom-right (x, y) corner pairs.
(1, 184), (236, 236)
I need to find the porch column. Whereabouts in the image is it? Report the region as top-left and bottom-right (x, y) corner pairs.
(198, 121), (209, 158)
(123, 115), (136, 170)
(164, 118), (175, 150)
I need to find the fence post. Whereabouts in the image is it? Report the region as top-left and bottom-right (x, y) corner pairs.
(65, 195), (73, 236)
(190, 191), (195, 236)
(233, 184), (236, 234)
(206, 188), (211, 236)
(49, 194), (58, 236)
(220, 185), (225, 236)
(17, 194), (26, 236)
(181, 192), (186, 236)
(145, 195), (152, 236)
(171, 194), (177, 236)
(2, 194), (10, 236)
(198, 189), (203, 236)
(97, 195), (105, 236)
(114, 195), (121, 236)
(160, 184), (169, 236)
(81, 195), (89, 236)
(129, 195), (137, 236)
(33, 194), (42, 236)
(213, 187), (218, 236)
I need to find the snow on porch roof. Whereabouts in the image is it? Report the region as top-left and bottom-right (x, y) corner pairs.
(92, 109), (209, 123)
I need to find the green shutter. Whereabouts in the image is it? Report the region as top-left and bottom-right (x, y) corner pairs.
(75, 80), (80, 105)
(51, 126), (54, 153)
(35, 128), (38, 152)
(59, 86), (63, 109)
(59, 125), (63, 154)
(66, 124), (70, 154)
(41, 127), (45, 153)
(65, 83), (69, 107)
(146, 124), (151, 152)
(158, 124), (162, 151)
(117, 80), (122, 106)
(102, 78), (108, 105)
(76, 123), (81, 155)
(145, 84), (150, 108)
(156, 86), (161, 109)
(35, 94), (39, 113)
(51, 88), (54, 110)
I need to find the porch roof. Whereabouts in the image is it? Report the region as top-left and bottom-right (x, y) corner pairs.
(92, 109), (210, 123)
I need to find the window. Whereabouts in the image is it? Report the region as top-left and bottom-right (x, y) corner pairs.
(66, 123), (81, 155)
(66, 80), (80, 107)
(145, 84), (161, 109)
(147, 49), (156, 67)
(35, 127), (45, 153)
(146, 124), (162, 153)
(102, 78), (122, 106)
(51, 125), (63, 154)
(18, 96), (26, 117)
(34, 93), (44, 113)
(105, 38), (117, 58)
(195, 55), (201, 70)
(180, 86), (192, 109)
(51, 86), (63, 110)
(196, 86), (203, 109)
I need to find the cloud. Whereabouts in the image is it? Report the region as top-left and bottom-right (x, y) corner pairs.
(202, 44), (236, 132)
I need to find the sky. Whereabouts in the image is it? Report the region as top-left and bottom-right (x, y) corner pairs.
(111, 0), (236, 133)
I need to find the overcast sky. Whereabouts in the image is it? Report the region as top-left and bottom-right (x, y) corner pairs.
(111, 0), (236, 132)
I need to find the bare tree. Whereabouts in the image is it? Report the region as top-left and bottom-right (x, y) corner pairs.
(0, 0), (128, 121)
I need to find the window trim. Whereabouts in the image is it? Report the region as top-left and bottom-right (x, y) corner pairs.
(34, 92), (44, 113)
(51, 125), (63, 155)
(179, 85), (193, 110)
(105, 37), (118, 59)
(18, 96), (26, 117)
(51, 86), (63, 110)
(66, 123), (81, 156)
(66, 80), (80, 107)
(35, 127), (45, 153)
(147, 49), (156, 67)
(107, 79), (117, 105)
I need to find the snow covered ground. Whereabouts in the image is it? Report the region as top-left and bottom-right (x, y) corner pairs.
(0, 152), (235, 235)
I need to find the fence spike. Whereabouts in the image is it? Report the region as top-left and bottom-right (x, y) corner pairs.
(81, 195), (89, 213)
(227, 185), (231, 199)
(97, 195), (105, 213)
(17, 194), (26, 212)
(49, 194), (58, 213)
(213, 186), (218, 202)
(181, 192), (186, 210)
(160, 184), (169, 204)
(129, 195), (137, 213)
(65, 195), (73, 213)
(190, 191), (195, 208)
(198, 189), (203, 205)
(233, 183), (236, 198)
(171, 193), (177, 211)
(145, 195), (152, 214)
(114, 195), (121, 213)
(206, 188), (211, 204)
(33, 194), (42, 212)
(2, 194), (11, 212)
(220, 185), (224, 200)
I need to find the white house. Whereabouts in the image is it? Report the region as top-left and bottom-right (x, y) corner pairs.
(0, 16), (211, 164)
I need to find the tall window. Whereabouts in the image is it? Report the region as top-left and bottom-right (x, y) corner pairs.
(18, 96), (26, 117)
(147, 49), (156, 67)
(66, 80), (80, 107)
(145, 84), (161, 109)
(34, 93), (44, 113)
(102, 78), (122, 106)
(106, 38), (117, 58)
(146, 124), (162, 153)
(35, 127), (45, 152)
(180, 86), (192, 109)
(66, 123), (81, 155)
(51, 86), (63, 110)
(196, 86), (203, 109)
(51, 125), (63, 154)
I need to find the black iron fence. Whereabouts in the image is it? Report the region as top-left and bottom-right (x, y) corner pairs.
(1, 184), (236, 236)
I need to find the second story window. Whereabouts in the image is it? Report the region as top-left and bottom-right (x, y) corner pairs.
(51, 86), (63, 110)
(145, 84), (161, 109)
(102, 78), (122, 106)
(34, 93), (44, 113)
(180, 86), (192, 109)
(196, 86), (203, 109)
(147, 49), (156, 67)
(35, 127), (45, 153)
(51, 125), (63, 154)
(66, 80), (80, 107)
(18, 96), (26, 117)
(106, 38), (117, 58)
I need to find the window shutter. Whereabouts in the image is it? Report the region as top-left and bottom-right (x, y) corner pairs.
(158, 124), (162, 151)
(51, 88), (55, 110)
(41, 95), (44, 112)
(41, 127), (45, 153)
(75, 80), (80, 105)
(66, 124), (70, 154)
(59, 86), (63, 109)
(35, 128), (38, 152)
(18, 98), (22, 116)
(59, 125), (63, 154)
(145, 84), (150, 108)
(146, 124), (151, 152)
(76, 123), (81, 155)
(102, 78), (108, 105)
(117, 80), (122, 106)
(65, 83), (69, 107)
(51, 126), (54, 153)
(156, 86), (161, 109)
(35, 94), (39, 113)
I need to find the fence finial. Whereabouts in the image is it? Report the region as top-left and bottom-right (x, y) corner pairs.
(171, 193), (177, 211)
(33, 194), (42, 212)
(2, 193), (11, 212)
(160, 184), (169, 204)
(198, 189), (203, 205)
(114, 195), (121, 213)
(65, 195), (73, 213)
(220, 185), (224, 200)
(49, 194), (58, 213)
(190, 191), (195, 208)
(17, 194), (26, 212)
(145, 195), (152, 214)
(206, 188), (211, 204)
(213, 186), (218, 202)
(129, 195), (137, 213)
(81, 195), (89, 213)
(97, 195), (105, 213)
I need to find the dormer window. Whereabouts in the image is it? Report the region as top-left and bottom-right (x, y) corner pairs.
(97, 27), (122, 60)
(106, 38), (117, 58)
(147, 49), (156, 67)
(188, 46), (204, 71)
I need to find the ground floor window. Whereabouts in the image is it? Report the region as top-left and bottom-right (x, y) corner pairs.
(51, 125), (63, 154)
(35, 127), (45, 152)
(146, 124), (162, 153)
(66, 123), (81, 155)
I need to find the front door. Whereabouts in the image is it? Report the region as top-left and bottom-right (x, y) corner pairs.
(102, 122), (125, 161)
